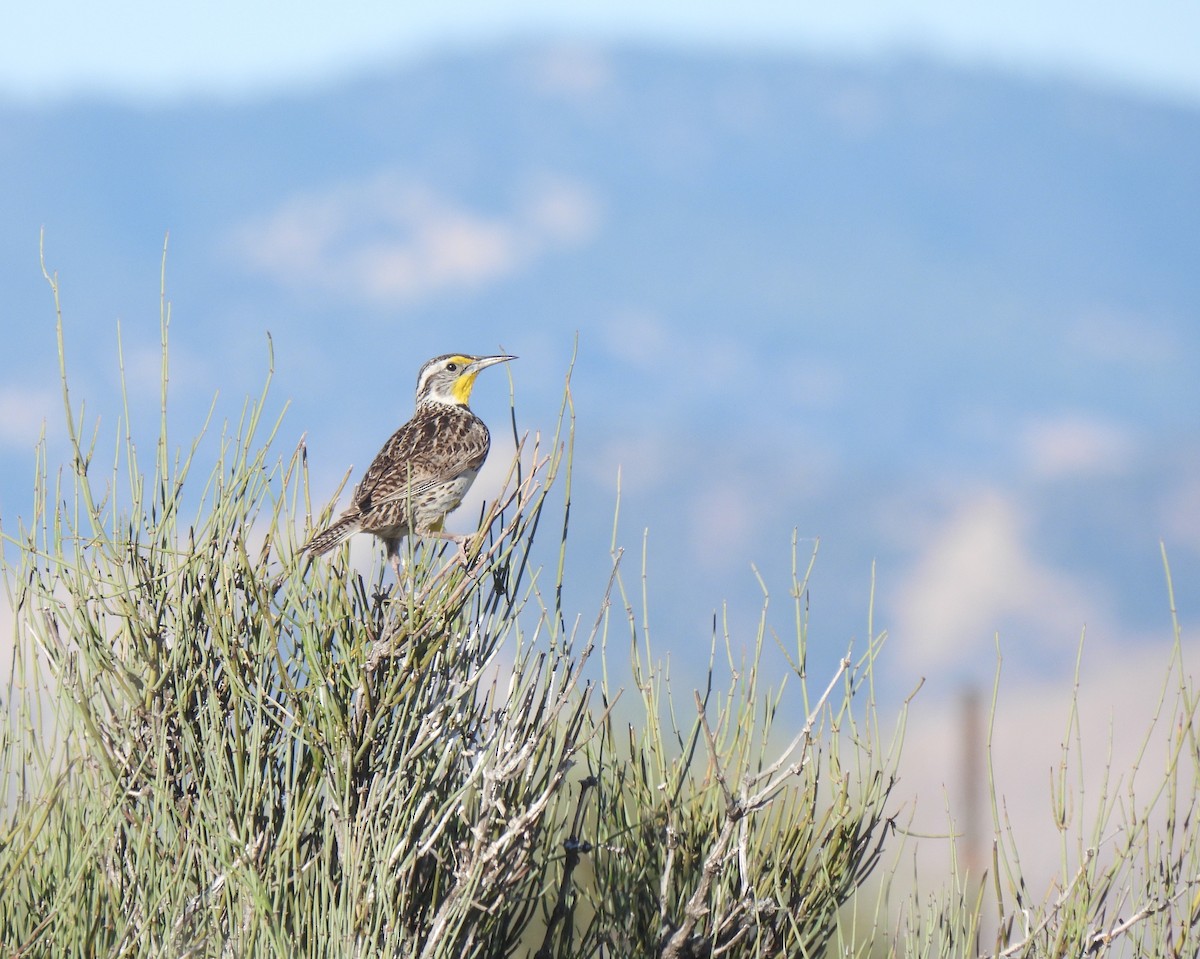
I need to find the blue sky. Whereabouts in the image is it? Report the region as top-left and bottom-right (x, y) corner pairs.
(4, 0), (1200, 104)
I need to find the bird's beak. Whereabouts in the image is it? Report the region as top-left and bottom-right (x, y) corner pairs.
(468, 354), (516, 373)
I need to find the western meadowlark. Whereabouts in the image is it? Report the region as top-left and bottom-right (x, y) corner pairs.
(302, 353), (515, 580)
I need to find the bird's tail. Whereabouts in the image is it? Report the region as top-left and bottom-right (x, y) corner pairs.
(302, 514), (361, 555)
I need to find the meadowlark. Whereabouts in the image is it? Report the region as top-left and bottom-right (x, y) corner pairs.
(302, 353), (515, 580)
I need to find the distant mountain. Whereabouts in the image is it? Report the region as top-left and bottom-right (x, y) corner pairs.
(1, 44), (1197, 700)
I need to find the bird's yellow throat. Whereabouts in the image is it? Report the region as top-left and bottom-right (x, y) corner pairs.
(451, 369), (479, 405)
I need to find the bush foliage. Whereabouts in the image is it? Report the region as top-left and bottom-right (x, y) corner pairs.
(1, 275), (1197, 957)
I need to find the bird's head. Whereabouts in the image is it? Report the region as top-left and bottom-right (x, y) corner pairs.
(414, 353), (515, 407)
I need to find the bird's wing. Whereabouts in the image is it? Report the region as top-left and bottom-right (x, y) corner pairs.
(350, 409), (489, 512)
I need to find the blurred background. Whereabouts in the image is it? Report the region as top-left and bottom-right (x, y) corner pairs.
(2, 0), (1198, 890)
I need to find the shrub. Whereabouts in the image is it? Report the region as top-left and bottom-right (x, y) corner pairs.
(3, 271), (1196, 957)
(0, 275), (896, 957)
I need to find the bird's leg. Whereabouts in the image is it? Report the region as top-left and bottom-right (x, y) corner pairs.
(384, 538), (409, 589)
(450, 534), (472, 568)
(421, 529), (475, 568)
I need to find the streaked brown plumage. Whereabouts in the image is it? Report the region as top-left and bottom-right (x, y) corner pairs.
(303, 353), (514, 578)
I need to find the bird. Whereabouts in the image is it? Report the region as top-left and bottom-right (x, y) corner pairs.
(302, 353), (515, 581)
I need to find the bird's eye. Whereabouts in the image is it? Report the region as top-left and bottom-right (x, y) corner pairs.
(446, 362), (458, 372)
